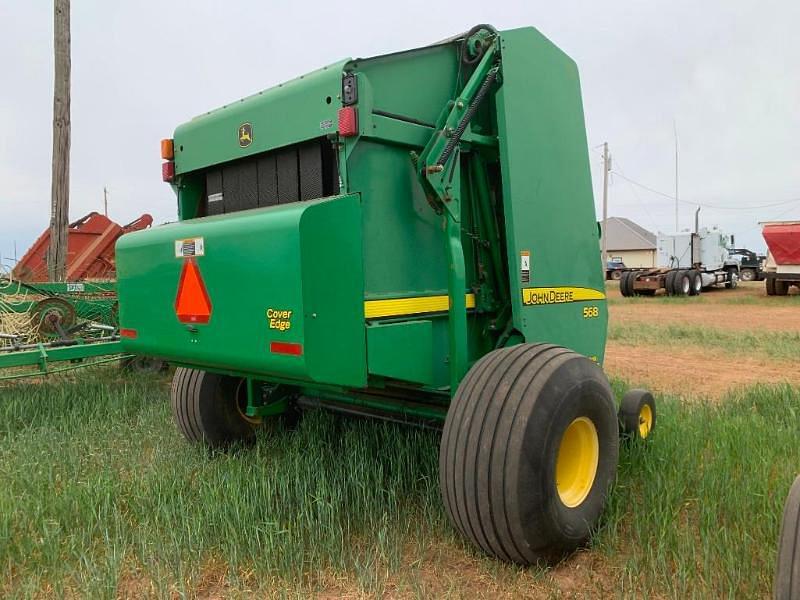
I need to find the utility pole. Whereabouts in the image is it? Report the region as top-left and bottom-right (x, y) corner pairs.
(103, 186), (108, 216)
(601, 142), (611, 265)
(674, 121), (679, 232)
(47, 0), (71, 282)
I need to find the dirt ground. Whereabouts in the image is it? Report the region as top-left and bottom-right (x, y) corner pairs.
(604, 281), (800, 399)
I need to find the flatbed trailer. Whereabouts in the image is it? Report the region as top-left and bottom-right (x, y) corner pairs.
(620, 266), (737, 297)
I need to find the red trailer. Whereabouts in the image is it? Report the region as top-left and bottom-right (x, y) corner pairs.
(11, 212), (152, 282)
(761, 221), (800, 295)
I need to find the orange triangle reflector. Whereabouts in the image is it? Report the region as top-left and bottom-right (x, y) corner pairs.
(175, 259), (212, 324)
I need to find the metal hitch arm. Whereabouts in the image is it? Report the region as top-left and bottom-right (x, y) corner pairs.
(415, 29), (501, 395)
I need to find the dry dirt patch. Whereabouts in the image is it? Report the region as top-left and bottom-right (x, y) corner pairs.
(604, 342), (799, 399)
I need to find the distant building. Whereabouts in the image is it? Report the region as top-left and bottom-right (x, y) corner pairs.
(601, 217), (657, 268)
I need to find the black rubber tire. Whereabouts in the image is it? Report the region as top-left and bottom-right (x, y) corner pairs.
(121, 355), (168, 373)
(725, 270), (738, 289)
(767, 277), (776, 296)
(171, 368), (257, 448)
(687, 270), (702, 296)
(618, 389), (656, 440)
(619, 271), (632, 297)
(439, 343), (619, 565)
(671, 270), (690, 296)
(776, 475), (800, 600)
(775, 279), (789, 296)
(611, 270), (623, 281)
(625, 271), (639, 296)
(664, 270), (678, 296)
(740, 268), (756, 282)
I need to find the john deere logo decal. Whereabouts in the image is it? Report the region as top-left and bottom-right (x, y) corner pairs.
(238, 123), (253, 148)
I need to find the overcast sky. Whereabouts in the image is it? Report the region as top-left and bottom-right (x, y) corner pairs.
(1, 0), (798, 265)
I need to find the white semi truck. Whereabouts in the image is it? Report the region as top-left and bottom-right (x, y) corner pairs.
(619, 226), (740, 297)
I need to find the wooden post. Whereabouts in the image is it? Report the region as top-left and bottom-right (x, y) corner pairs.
(47, 0), (71, 282)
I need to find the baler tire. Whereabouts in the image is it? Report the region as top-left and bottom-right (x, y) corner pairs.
(665, 270), (678, 296)
(171, 368), (257, 448)
(775, 474), (800, 600)
(439, 343), (619, 565)
(618, 389), (656, 440)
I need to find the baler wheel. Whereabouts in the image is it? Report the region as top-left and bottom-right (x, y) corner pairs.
(775, 474), (800, 600)
(171, 368), (258, 448)
(439, 343), (618, 564)
(618, 389), (656, 440)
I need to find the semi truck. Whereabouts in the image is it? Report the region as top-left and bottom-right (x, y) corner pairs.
(620, 226), (739, 297)
(762, 221), (800, 295)
(728, 247), (765, 282)
(115, 25), (656, 564)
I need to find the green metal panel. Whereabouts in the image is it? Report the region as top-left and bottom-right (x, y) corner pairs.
(173, 60), (349, 174)
(495, 27), (608, 363)
(367, 320), (433, 385)
(117, 25), (607, 415)
(116, 194), (366, 387)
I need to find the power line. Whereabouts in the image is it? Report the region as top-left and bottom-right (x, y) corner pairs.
(611, 171), (800, 211)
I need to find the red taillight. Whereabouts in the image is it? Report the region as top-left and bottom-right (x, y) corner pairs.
(120, 328), (138, 339)
(162, 161), (175, 182)
(338, 106), (358, 137)
(270, 341), (303, 356)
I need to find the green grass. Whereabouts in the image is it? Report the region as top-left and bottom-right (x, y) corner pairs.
(609, 321), (800, 360)
(1, 370), (798, 597)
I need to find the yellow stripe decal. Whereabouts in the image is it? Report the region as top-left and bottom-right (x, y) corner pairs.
(521, 287), (606, 306)
(364, 294), (476, 319)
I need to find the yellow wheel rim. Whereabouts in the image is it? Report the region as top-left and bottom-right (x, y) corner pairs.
(556, 417), (599, 508)
(638, 404), (653, 438)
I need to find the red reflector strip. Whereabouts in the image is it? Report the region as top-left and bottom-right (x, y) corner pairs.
(338, 106), (358, 137)
(270, 341), (303, 356)
(120, 328), (138, 339)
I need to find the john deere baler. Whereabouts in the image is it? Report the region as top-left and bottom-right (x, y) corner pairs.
(116, 25), (655, 564)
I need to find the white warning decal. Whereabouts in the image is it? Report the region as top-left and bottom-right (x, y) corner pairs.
(175, 237), (205, 258)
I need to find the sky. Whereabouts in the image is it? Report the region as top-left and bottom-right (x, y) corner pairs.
(1, 0), (798, 266)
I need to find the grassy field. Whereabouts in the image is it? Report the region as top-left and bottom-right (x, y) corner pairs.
(1, 367), (799, 598)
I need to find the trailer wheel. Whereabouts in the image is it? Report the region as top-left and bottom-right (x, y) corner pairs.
(687, 270), (702, 296)
(611, 270), (623, 281)
(171, 368), (258, 448)
(439, 343), (619, 564)
(775, 279), (789, 296)
(618, 389), (656, 440)
(775, 475), (800, 600)
(767, 277), (776, 296)
(619, 271), (633, 297)
(740, 268), (756, 282)
(670, 270), (690, 296)
(664, 270), (678, 296)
